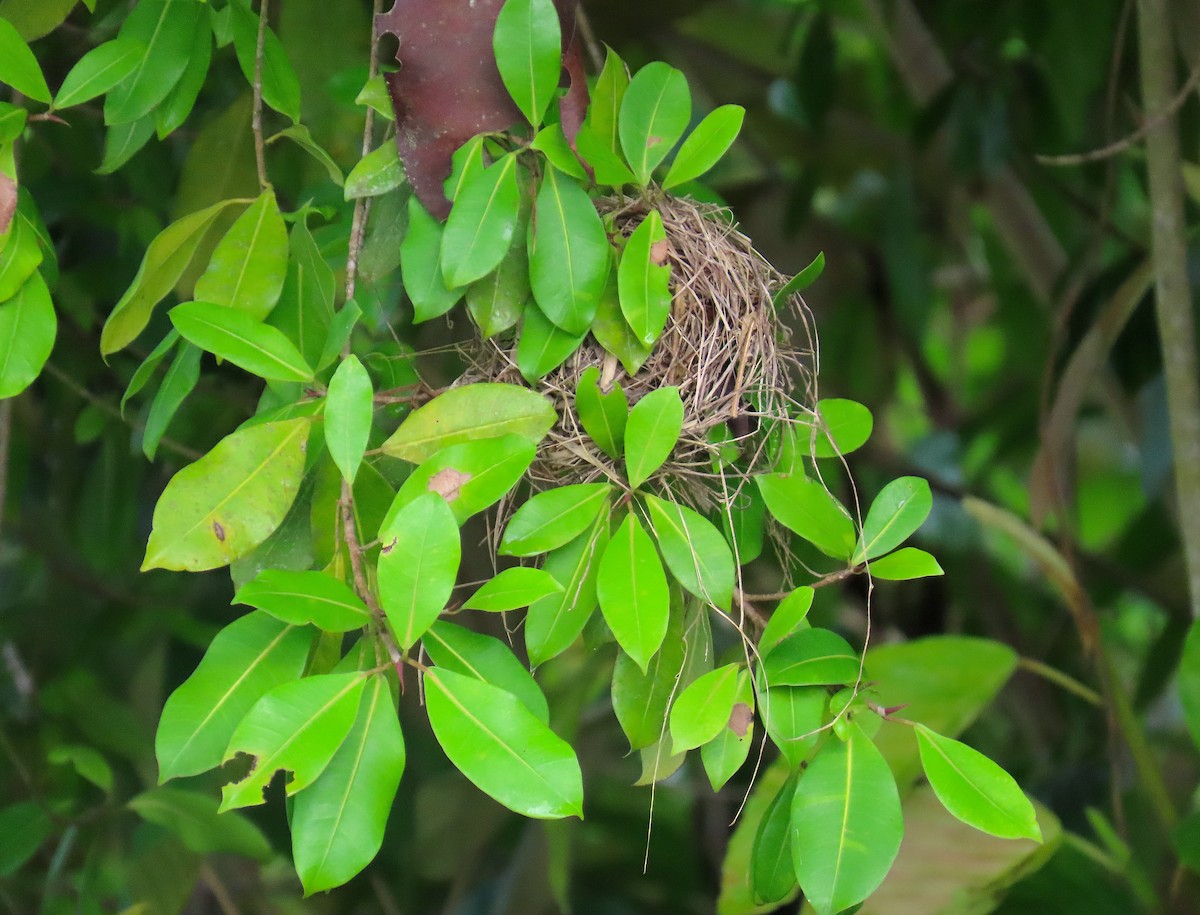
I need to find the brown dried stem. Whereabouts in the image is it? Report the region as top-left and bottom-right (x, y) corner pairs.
(251, 0), (270, 189)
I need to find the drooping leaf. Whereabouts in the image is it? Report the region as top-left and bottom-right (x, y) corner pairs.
(170, 301), (314, 383)
(915, 725), (1041, 841)
(0, 17), (50, 103)
(528, 167), (610, 334)
(663, 104), (745, 189)
(597, 511), (670, 672)
(220, 672), (367, 810)
(101, 199), (240, 355)
(669, 663), (740, 754)
(854, 476), (933, 563)
(268, 124), (344, 186)
(269, 218), (335, 370)
(701, 670), (755, 791)
(750, 772), (800, 905)
(96, 112), (155, 175)
(463, 567), (564, 612)
(575, 365), (628, 459)
(377, 492), (460, 649)
(401, 196), (462, 323)
(233, 570), (370, 633)
(384, 435), (535, 526)
(141, 340), (200, 461)
(643, 493), (735, 610)
(722, 481), (768, 566)
(499, 482), (612, 556)
(129, 787), (273, 862)
(325, 355), (374, 485)
(868, 547), (944, 581)
(618, 62), (691, 186)
(381, 382), (556, 463)
(155, 24), (213, 139)
(104, 0), (202, 124)
(526, 509), (609, 667)
(292, 673), (405, 894)
(0, 271), (55, 399)
(155, 611), (312, 782)
(193, 189), (288, 320)
(624, 386), (683, 489)
(424, 667), (583, 819)
(618, 210), (672, 346)
(761, 628), (860, 688)
(758, 684), (826, 769)
(790, 729), (903, 915)
(424, 620), (550, 723)
(493, 0), (562, 128)
(142, 418), (311, 571)
(758, 588), (814, 659)
(48, 743), (114, 793)
(635, 734), (687, 786)
(755, 473), (856, 561)
(54, 38), (145, 110)
(227, 0), (301, 122)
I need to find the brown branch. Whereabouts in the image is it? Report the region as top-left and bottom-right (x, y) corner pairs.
(252, 0), (270, 189)
(344, 0), (386, 308)
(339, 480), (401, 668)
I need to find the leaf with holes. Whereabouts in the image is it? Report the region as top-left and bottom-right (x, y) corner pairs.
(701, 670), (755, 791)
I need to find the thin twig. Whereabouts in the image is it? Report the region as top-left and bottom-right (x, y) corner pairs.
(340, 480), (401, 669)
(575, 5), (604, 71)
(251, 0), (270, 189)
(199, 864), (243, 915)
(344, 0), (386, 308)
(1018, 657), (1104, 707)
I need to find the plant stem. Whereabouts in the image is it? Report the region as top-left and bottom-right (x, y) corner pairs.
(1137, 0), (1200, 620)
(344, 0), (385, 308)
(252, 0), (270, 189)
(1018, 657), (1104, 707)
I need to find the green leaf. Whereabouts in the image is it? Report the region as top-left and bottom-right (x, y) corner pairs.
(425, 620), (549, 723)
(624, 386), (683, 488)
(493, 0), (562, 128)
(0, 803), (51, 877)
(869, 547), (944, 581)
(141, 340), (200, 461)
(591, 261), (652, 373)
(790, 729), (903, 914)
(855, 476), (933, 562)
(643, 494), (735, 611)
(381, 382), (556, 463)
(526, 509), (609, 667)
(346, 140), (406, 200)
(528, 167), (610, 334)
(0, 272), (55, 399)
(762, 628), (860, 688)
(154, 23), (212, 139)
(669, 663), (740, 754)
(597, 512), (670, 672)
(1182, 620), (1200, 752)
(750, 772), (800, 905)
(129, 787), (272, 862)
(228, 0), (301, 122)
(384, 435), (535, 526)
(401, 196), (461, 323)
(755, 473), (856, 561)
(587, 46), (629, 157)
(463, 567), (564, 612)
(915, 725), (1041, 841)
(319, 299), (363, 371)
(772, 251), (825, 308)
(0, 102), (26, 144)
(233, 570), (370, 632)
(156, 611), (312, 782)
(619, 62), (691, 186)
(575, 366), (628, 460)
(48, 743), (114, 793)
(701, 670), (755, 791)
(325, 355), (373, 484)
(267, 124), (344, 186)
(500, 482), (612, 556)
(531, 124), (587, 180)
(104, 0), (202, 124)
(101, 199), (241, 355)
(442, 154), (522, 287)
(220, 672), (366, 811)
(54, 38), (144, 109)
(618, 210), (672, 346)
(517, 299), (587, 382)
(803, 398), (873, 459)
(0, 17), (51, 103)
(292, 673), (405, 894)
(354, 74), (393, 120)
(377, 492), (460, 649)
(758, 587), (814, 658)
(575, 122), (637, 187)
(193, 190), (288, 320)
(758, 684), (826, 769)
(95, 113), (154, 175)
(425, 667), (583, 818)
(0, 199), (41, 301)
(466, 224), (529, 338)
(143, 418), (311, 571)
(170, 301), (314, 382)
(663, 104), (744, 189)
(269, 218), (335, 369)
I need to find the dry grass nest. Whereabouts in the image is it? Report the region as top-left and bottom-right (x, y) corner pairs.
(462, 194), (817, 509)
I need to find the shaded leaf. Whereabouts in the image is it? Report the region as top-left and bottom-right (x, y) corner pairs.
(345, 140), (407, 200)
(325, 355), (373, 484)
(591, 261), (652, 373)
(54, 38), (145, 109)
(155, 24), (213, 139)
(228, 0), (301, 122)
(129, 787), (272, 861)
(750, 772), (800, 905)
(517, 298), (587, 382)
(0, 803), (51, 877)
(401, 196), (461, 323)
(575, 365), (629, 459)
(771, 251), (825, 308)
(141, 340), (200, 461)
(758, 684), (826, 769)
(269, 218), (335, 369)
(104, 0), (201, 124)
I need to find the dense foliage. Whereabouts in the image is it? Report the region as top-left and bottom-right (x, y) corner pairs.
(1, 0), (1199, 913)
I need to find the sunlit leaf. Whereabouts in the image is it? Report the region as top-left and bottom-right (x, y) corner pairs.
(802, 398), (873, 459)
(597, 511), (670, 672)
(868, 547), (944, 581)
(463, 567), (564, 612)
(758, 587), (813, 658)
(170, 301), (314, 382)
(761, 628), (860, 688)
(854, 477), (933, 563)
(401, 196), (461, 323)
(575, 366), (628, 459)
(325, 355), (373, 484)
(700, 670), (755, 791)
(624, 386), (683, 489)
(663, 104), (744, 189)
(0, 272), (55, 399)
(771, 251), (825, 308)
(530, 123), (587, 179)
(54, 38), (145, 110)
(425, 620), (549, 723)
(0, 18), (49, 103)
(154, 24), (212, 139)
(669, 663), (739, 754)
(587, 47), (629, 157)
(233, 570), (370, 633)
(619, 62), (691, 186)
(377, 492), (460, 649)
(500, 482), (612, 556)
(442, 153), (522, 287)
(643, 494), (734, 610)
(756, 473), (856, 561)
(193, 189), (288, 320)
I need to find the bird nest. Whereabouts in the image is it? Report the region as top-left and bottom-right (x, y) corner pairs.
(461, 194), (816, 510)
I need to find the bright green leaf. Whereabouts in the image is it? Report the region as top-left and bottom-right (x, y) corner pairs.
(575, 365), (629, 459)
(643, 493), (735, 610)
(624, 386), (683, 488)
(442, 154), (522, 287)
(466, 224), (529, 337)
(701, 670), (755, 791)
(526, 510), (609, 667)
(530, 123), (587, 179)
(591, 261), (652, 373)
(193, 190), (288, 320)
(587, 46), (629, 157)
(619, 62), (691, 186)
(670, 663), (740, 754)
(463, 567), (564, 612)
(0, 271), (55, 399)
(154, 24), (212, 139)
(493, 0), (562, 128)
(618, 210), (672, 346)
(869, 547), (944, 581)
(104, 0), (201, 124)
(346, 140), (406, 200)
(597, 512), (670, 672)
(762, 627), (859, 688)
(803, 398), (873, 459)
(575, 122), (636, 187)
(663, 104), (744, 189)
(425, 620), (549, 723)
(0, 203), (42, 302)
(267, 124), (344, 186)
(155, 611), (312, 782)
(170, 301), (314, 382)
(142, 418), (311, 571)
(758, 587), (814, 659)
(1182, 621), (1200, 752)
(855, 476), (933, 562)
(758, 684), (826, 769)
(381, 382), (556, 463)
(233, 570), (370, 632)
(377, 492), (460, 649)
(401, 196), (461, 323)
(500, 482), (612, 556)
(425, 667), (583, 819)
(0, 16), (52, 103)
(325, 355), (373, 484)
(755, 473), (856, 561)
(772, 251), (825, 308)
(54, 38), (145, 109)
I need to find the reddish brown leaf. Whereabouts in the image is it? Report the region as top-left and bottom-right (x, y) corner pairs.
(377, 0), (586, 218)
